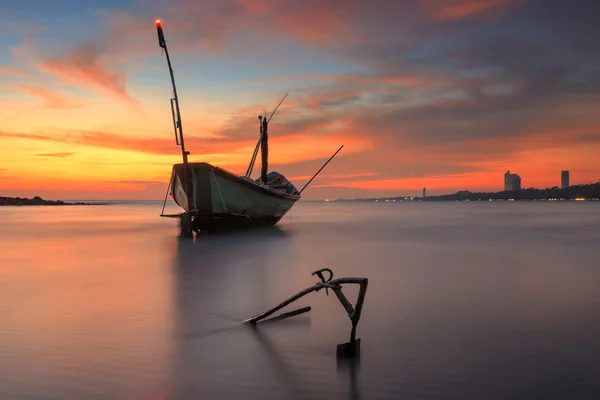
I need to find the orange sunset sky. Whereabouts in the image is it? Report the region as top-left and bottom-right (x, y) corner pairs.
(1, 0), (599, 200)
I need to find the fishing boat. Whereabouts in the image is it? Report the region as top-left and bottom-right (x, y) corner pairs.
(154, 19), (343, 235)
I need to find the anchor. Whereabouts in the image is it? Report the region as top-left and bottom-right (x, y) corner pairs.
(244, 269), (369, 358)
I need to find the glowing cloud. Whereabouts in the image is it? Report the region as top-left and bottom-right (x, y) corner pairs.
(38, 43), (139, 106)
(0, 0), (599, 200)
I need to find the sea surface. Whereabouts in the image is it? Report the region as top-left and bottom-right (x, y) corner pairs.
(1, 201), (600, 399)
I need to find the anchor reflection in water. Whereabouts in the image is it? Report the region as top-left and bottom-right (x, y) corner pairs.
(247, 321), (362, 400)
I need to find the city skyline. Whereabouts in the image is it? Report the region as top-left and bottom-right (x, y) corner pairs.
(498, 169), (575, 193)
(504, 170), (522, 191)
(337, 169), (592, 200)
(561, 170), (570, 189)
(1, 0), (600, 200)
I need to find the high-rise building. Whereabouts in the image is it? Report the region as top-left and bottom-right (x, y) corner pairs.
(504, 170), (521, 191)
(422, 187), (426, 198)
(561, 170), (570, 189)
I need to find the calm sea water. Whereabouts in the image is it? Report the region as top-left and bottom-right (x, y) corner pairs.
(1, 201), (600, 399)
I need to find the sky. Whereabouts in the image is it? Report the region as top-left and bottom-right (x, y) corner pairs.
(1, 0), (599, 200)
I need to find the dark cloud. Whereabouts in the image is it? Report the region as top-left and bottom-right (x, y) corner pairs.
(34, 152), (75, 157)
(308, 0), (600, 151)
(185, 0), (600, 187)
(318, 95), (362, 108)
(328, 0), (600, 111)
(113, 180), (165, 185)
(214, 114), (332, 141)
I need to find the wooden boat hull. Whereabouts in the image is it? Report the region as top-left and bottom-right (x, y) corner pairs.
(169, 162), (300, 233)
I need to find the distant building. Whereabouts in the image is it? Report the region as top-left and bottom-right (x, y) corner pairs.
(561, 170), (570, 189)
(422, 187), (426, 198)
(504, 170), (521, 191)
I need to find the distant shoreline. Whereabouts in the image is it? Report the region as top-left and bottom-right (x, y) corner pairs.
(0, 196), (106, 206)
(316, 182), (600, 202)
(313, 198), (599, 203)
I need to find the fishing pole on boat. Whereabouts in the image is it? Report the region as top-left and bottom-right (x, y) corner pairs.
(245, 92), (289, 178)
(267, 92), (289, 123)
(299, 145), (344, 194)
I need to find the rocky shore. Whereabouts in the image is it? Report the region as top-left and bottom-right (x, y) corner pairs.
(0, 196), (101, 206)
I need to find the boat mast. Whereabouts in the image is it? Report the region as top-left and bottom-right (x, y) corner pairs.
(156, 19), (194, 220)
(260, 115), (268, 183)
(156, 19), (189, 165)
(245, 92), (288, 178)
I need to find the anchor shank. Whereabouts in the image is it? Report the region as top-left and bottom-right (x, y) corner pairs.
(351, 278), (369, 326)
(244, 284), (321, 324)
(327, 277), (369, 344)
(331, 288), (355, 317)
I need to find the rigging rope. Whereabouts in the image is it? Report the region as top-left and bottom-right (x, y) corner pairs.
(210, 168), (227, 212)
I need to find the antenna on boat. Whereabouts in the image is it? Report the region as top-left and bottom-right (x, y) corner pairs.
(299, 145), (344, 194)
(267, 92), (289, 123)
(245, 92), (289, 178)
(156, 19), (189, 165)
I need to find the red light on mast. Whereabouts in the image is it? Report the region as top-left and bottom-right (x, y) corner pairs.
(156, 19), (166, 49)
